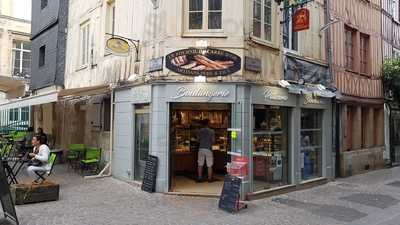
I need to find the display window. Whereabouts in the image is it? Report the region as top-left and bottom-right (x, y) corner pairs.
(252, 105), (289, 191)
(300, 109), (323, 181)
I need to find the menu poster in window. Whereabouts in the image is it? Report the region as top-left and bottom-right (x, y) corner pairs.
(0, 161), (19, 225)
(166, 48), (241, 77)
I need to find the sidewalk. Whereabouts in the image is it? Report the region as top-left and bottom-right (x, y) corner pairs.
(9, 165), (400, 225)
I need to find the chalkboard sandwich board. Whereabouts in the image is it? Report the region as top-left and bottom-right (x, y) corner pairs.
(0, 161), (19, 225)
(218, 175), (247, 213)
(141, 155), (158, 193)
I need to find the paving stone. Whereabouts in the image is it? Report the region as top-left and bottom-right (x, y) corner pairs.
(386, 181), (400, 188)
(340, 193), (400, 209)
(272, 198), (368, 222)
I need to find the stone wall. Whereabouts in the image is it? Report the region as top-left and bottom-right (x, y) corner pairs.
(340, 147), (385, 177)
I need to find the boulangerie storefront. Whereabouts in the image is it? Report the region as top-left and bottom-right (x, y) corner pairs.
(112, 82), (335, 198)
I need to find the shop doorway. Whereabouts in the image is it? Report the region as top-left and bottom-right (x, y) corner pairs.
(169, 103), (231, 194)
(134, 105), (150, 181)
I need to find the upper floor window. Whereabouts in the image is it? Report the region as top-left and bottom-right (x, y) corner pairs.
(344, 26), (356, 71)
(360, 33), (370, 74)
(12, 40), (31, 78)
(106, 0), (116, 35)
(187, 0), (222, 31)
(79, 21), (91, 66)
(41, 0), (48, 10)
(39, 45), (46, 67)
(283, 7), (298, 51)
(253, 0), (272, 42)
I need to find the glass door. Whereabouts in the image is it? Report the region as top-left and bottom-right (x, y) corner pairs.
(134, 105), (150, 181)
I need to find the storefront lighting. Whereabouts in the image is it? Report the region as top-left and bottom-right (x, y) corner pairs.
(194, 75), (207, 83)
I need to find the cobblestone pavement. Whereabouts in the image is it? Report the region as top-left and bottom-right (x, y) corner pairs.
(4, 165), (400, 225)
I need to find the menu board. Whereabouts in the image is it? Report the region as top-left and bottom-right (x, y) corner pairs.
(218, 175), (241, 213)
(141, 155), (158, 193)
(0, 161), (19, 225)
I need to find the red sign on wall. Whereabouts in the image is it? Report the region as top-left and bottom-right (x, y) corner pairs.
(293, 8), (310, 32)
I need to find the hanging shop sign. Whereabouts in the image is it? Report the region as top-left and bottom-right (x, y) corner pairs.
(165, 48), (241, 77)
(293, 8), (310, 32)
(106, 37), (131, 55)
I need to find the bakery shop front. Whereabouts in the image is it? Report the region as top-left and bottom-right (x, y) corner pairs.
(112, 48), (335, 198)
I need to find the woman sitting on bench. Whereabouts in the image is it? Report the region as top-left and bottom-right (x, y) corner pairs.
(27, 135), (50, 183)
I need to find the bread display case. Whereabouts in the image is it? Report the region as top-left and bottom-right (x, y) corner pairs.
(170, 104), (231, 174)
(252, 106), (288, 190)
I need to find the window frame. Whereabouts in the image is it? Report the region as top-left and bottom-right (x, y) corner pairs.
(359, 33), (370, 75)
(251, 0), (276, 47)
(39, 45), (46, 68)
(283, 6), (299, 52)
(344, 26), (356, 71)
(183, 0), (224, 35)
(12, 40), (31, 77)
(79, 21), (91, 67)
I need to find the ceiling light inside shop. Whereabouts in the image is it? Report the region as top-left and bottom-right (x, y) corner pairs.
(194, 75), (207, 83)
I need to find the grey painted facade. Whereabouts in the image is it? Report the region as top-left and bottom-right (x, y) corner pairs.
(113, 82), (334, 195)
(30, 0), (68, 90)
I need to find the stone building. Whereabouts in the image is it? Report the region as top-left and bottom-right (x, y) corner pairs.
(329, 0), (386, 176)
(0, 0), (31, 128)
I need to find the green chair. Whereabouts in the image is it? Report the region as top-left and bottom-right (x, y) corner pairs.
(34, 153), (57, 183)
(80, 147), (101, 174)
(0, 144), (13, 158)
(66, 144), (85, 170)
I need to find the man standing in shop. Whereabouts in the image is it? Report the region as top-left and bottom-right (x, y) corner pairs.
(197, 119), (215, 183)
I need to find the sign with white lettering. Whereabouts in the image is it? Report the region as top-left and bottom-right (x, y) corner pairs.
(304, 93), (322, 105)
(172, 87), (230, 101)
(263, 87), (289, 101)
(166, 84), (236, 103)
(165, 48), (241, 77)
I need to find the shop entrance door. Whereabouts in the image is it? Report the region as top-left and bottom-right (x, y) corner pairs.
(169, 103), (231, 194)
(134, 105), (150, 181)
(391, 110), (400, 166)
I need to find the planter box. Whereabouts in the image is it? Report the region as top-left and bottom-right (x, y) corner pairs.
(10, 181), (59, 205)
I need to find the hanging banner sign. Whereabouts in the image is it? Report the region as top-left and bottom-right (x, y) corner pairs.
(293, 8), (310, 32)
(166, 48), (241, 77)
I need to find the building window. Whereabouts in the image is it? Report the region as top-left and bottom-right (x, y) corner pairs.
(105, 1), (116, 35)
(253, 0), (272, 42)
(21, 107), (29, 122)
(300, 109), (323, 181)
(283, 6), (298, 51)
(345, 26), (355, 71)
(187, 0), (222, 31)
(253, 105), (289, 191)
(79, 21), (90, 66)
(39, 45), (46, 67)
(360, 34), (369, 74)
(9, 108), (19, 122)
(41, 0), (48, 9)
(12, 40), (31, 78)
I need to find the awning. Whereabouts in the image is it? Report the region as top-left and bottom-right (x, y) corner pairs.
(0, 76), (26, 99)
(0, 91), (58, 111)
(58, 84), (111, 98)
(280, 82), (336, 98)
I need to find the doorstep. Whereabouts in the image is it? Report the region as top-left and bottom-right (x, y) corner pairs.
(165, 192), (220, 198)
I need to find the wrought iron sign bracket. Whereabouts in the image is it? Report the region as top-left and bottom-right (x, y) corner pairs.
(106, 33), (141, 62)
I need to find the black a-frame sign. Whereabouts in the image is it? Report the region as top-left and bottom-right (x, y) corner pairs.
(0, 160), (19, 225)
